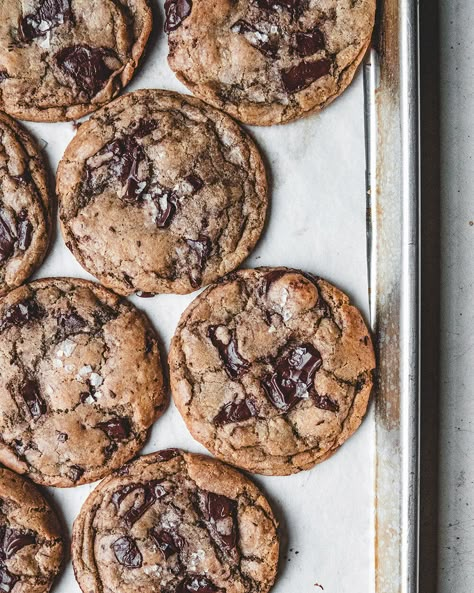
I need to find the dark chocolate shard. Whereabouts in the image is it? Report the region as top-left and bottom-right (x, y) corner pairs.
(185, 174), (204, 193)
(68, 465), (84, 482)
(57, 309), (86, 334)
(111, 481), (168, 527)
(176, 575), (223, 593)
(208, 326), (250, 380)
(260, 269), (288, 296)
(136, 291), (156, 298)
(313, 394), (339, 412)
(199, 491), (238, 559)
(150, 527), (184, 559)
(21, 379), (47, 419)
(156, 448), (180, 462)
(0, 527), (36, 560)
(19, 0), (71, 42)
(55, 45), (118, 99)
(186, 235), (211, 288)
(149, 183), (179, 228)
(133, 118), (158, 138)
(112, 536), (142, 568)
(0, 71), (9, 83)
(295, 28), (325, 57)
(0, 298), (44, 332)
(16, 211), (33, 251)
(231, 20), (278, 57)
(0, 210), (16, 263)
(214, 399), (258, 426)
(256, 0), (299, 13)
(164, 0), (192, 33)
(262, 343), (322, 413)
(96, 417), (131, 441)
(281, 58), (331, 93)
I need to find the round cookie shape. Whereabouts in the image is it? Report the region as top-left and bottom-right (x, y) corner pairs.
(0, 277), (166, 487)
(57, 89), (267, 295)
(0, 112), (51, 296)
(72, 450), (279, 593)
(169, 268), (376, 475)
(0, 0), (152, 122)
(0, 467), (64, 593)
(165, 0), (375, 125)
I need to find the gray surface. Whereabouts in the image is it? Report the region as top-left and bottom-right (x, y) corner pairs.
(438, 1), (474, 591)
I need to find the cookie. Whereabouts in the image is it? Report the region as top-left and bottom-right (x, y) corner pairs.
(165, 0), (375, 125)
(169, 268), (375, 475)
(57, 89), (267, 295)
(0, 0), (152, 122)
(0, 112), (51, 296)
(72, 449), (279, 593)
(0, 277), (166, 487)
(0, 467), (64, 593)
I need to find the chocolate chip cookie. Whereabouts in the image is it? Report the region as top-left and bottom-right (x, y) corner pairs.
(72, 449), (279, 593)
(169, 268), (375, 475)
(0, 277), (166, 487)
(0, 112), (51, 296)
(0, 0), (152, 122)
(57, 89), (267, 295)
(165, 0), (375, 125)
(0, 467), (64, 593)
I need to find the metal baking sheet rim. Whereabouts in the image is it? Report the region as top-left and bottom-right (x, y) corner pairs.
(365, 0), (420, 591)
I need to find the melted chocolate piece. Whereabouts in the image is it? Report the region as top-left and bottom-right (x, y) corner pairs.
(214, 399), (257, 426)
(185, 174), (204, 193)
(19, 0), (71, 42)
(105, 136), (148, 203)
(0, 527), (36, 560)
(0, 72), (9, 83)
(133, 118), (158, 138)
(136, 291), (156, 298)
(150, 527), (184, 559)
(314, 394), (339, 413)
(281, 58), (331, 93)
(231, 20), (278, 57)
(112, 536), (142, 568)
(0, 210), (15, 263)
(164, 0), (192, 33)
(111, 481), (168, 527)
(199, 491), (238, 557)
(57, 309), (86, 334)
(262, 344), (322, 413)
(0, 298), (44, 332)
(177, 576), (222, 593)
(156, 448), (180, 462)
(55, 45), (117, 99)
(21, 379), (46, 419)
(96, 417), (131, 441)
(0, 566), (18, 593)
(260, 269), (288, 296)
(149, 183), (179, 228)
(295, 28), (325, 57)
(68, 465), (84, 482)
(186, 236), (211, 288)
(208, 326), (250, 380)
(256, 0), (298, 12)
(17, 211), (33, 251)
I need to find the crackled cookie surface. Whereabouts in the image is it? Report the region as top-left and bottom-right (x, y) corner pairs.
(0, 0), (152, 121)
(73, 450), (279, 593)
(0, 112), (51, 296)
(165, 0), (375, 125)
(0, 467), (64, 593)
(0, 277), (166, 487)
(169, 268), (375, 475)
(57, 90), (267, 295)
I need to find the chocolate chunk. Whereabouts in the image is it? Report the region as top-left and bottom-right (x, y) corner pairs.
(112, 481), (168, 527)
(112, 536), (142, 568)
(133, 119), (158, 138)
(208, 326), (250, 380)
(256, 0), (298, 12)
(57, 309), (86, 334)
(199, 491), (238, 558)
(231, 20), (278, 57)
(176, 575), (222, 593)
(68, 465), (84, 482)
(214, 399), (258, 426)
(57, 432), (68, 442)
(295, 28), (325, 57)
(0, 72), (9, 83)
(0, 527), (36, 560)
(21, 379), (46, 419)
(314, 394), (339, 412)
(156, 448), (180, 462)
(106, 136), (148, 203)
(136, 291), (156, 298)
(19, 0), (71, 43)
(149, 183), (178, 228)
(262, 344), (322, 413)
(150, 527), (184, 559)
(281, 58), (331, 93)
(164, 0), (192, 33)
(0, 566), (18, 593)
(17, 211), (33, 251)
(185, 174), (204, 193)
(260, 269), (288, 296)
(0, 298), (44, 332)
(96, 417), (131, 441)
(12, 171), (32, 185)
(186, 235), (211, 288)
(55, 45), (118, 99)
(0, 210), (16, 263)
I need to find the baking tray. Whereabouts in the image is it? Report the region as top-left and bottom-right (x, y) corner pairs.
(14, 0), (420, 591)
